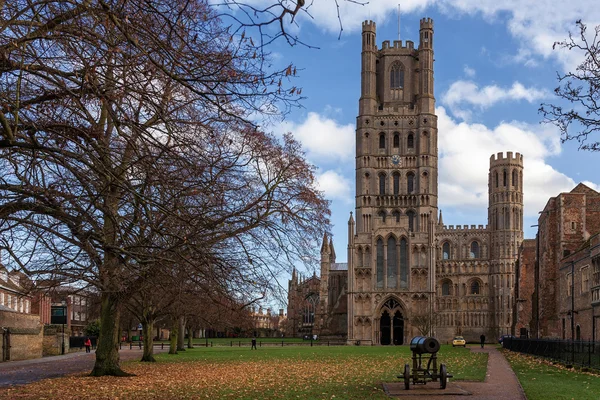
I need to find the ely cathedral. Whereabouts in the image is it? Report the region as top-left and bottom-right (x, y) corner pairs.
(286, 18), (523, 344)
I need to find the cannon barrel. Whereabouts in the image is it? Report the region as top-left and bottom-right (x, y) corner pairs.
(409, 336), (440, 354)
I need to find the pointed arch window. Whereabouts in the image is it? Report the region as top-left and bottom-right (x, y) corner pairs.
(407, 210), (415, 232)
(442, 280), (451, 296)
(470, 280), (480, 295)
(393, 133), (400, 148)
(503, 170), (507, 186)
(393, 172), (400, 195)
(442, 242), (451, 260)
(390, 64), (405, 88)
(407, 172), (415, 193)
(387, 236), (397, 288)
(378, 210), (387, 223)
(379, 174), (386, 195)
(400, 238), (408, 288)
(470, 241), (480, 259)
(379, 133), (386, 149)
(392, 210), (400, 222)
(376, 238), (384, 288)
(512, 169), (518, 188)
(407, 133), (414, 150)
(495, 171), (499, 188)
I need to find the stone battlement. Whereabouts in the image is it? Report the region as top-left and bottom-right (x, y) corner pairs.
(489, 151), (523, 165)
(381, 40), (415, 50)
(362, 20), (376, 31)
(420, 18), (433, 29)
(442, 224), (488, 231)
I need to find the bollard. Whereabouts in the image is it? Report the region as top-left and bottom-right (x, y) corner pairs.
(239, 341), (241, 347)
(260, 341), (262, 347)
(130, 342), (132, 350)
(231, 341), (233, 347)
(139, 341), (142, 349)
(205, 338), (208, 348)
(162, 342), (164, 350)
(119, 342), (122, 350)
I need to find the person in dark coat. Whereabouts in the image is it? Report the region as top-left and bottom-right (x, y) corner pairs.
(480, 334), (485, 348)
(251, 337), (257, 350)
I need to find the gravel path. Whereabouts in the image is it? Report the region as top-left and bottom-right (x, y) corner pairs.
(0, 348), (166, 387)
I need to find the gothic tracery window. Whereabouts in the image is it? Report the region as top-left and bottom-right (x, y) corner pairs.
(387, 236), (397, 288)
(390, 63), (405, 88)
(376, 238), (384, 288)
(393, 133), (400, 148)
(379, 133), (386, 149)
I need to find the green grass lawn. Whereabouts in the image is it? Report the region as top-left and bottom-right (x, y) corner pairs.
(503, 350), (600, 400)
(147, 345), (488, 399)
(0, 345), (487, 400)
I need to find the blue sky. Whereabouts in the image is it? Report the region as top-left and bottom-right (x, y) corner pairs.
(258, 0), (600, 267)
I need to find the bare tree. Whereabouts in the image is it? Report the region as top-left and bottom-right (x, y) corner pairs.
(0, 0), (330, 376)
(540, 21), (600, 152)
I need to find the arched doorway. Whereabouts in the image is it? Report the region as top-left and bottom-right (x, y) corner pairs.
(393, 311), (404, 345)
(380, 311), (391, 345)
(379, 298), (405, 345)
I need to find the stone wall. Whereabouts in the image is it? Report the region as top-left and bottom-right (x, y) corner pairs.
(43, 324), (71, 356)
(0, 311), (43, 361)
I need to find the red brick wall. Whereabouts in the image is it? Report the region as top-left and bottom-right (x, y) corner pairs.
(515, 239), (535, 336)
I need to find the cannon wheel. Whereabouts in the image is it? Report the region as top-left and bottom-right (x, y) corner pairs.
(440, 364), (447, 389)
(404, 364), (410, 390)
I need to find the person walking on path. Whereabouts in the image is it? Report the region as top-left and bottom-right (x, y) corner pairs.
(84, 337), (92, 353)
(251, 337), (257, 350)
(480, 334), (485, 348)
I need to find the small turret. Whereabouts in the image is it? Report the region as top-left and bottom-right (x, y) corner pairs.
(438, 210), (444, 226)
(418, 17), (434, 113)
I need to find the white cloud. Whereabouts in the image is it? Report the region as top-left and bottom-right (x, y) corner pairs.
(463, 65), (476, 78)
(436, 106), (579, 217)
(279, 112), (355, 162)
(254, 1), (599, 71)
(441, 80), (549, 121)
(316, 170), (353, 203)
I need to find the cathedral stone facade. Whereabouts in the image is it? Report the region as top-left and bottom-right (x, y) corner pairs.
(287, 18), (523, 344)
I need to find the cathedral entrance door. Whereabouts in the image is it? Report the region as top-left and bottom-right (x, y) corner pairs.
(393, 311), (404, 345)
(380, 311), (391, 345)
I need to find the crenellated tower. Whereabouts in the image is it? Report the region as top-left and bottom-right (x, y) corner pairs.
(418, 18), (434, 114)
(359, 21), (377, 116)
(488, 152), (524, 336)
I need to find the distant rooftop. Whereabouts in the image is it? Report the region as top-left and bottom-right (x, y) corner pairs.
(330, 263), (348, 271)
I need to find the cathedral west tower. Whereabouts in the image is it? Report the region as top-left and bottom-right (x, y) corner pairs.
(292, 17), (523, 345)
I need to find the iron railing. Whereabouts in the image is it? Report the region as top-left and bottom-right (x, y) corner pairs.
(502, 338), (600, 370)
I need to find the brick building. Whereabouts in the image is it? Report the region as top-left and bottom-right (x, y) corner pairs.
(518, 183), (600, 339)
(0, 265), (42, 362)
(513, 239), (536, 337)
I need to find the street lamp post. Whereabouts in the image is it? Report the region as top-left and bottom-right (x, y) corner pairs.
(61, 300), (66, 355)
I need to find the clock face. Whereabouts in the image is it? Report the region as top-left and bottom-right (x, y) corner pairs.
(391, 155), (401, 166)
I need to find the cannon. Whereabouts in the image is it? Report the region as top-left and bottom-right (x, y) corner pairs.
(399, 336), (452, 390)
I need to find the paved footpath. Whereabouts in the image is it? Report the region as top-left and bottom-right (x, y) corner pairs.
(0, 348), (166, 387)
(384, 347), (526, 399)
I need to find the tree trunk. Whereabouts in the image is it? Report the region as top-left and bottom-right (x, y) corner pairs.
(169, 318), (178, 354)
(141, 315), (156, 362)
(90, 292), (133, 376)
(177, 316), (186, 351)
(187, 326), (193, 349)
